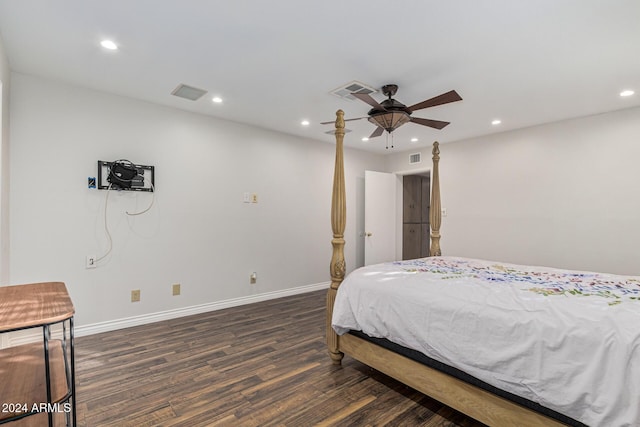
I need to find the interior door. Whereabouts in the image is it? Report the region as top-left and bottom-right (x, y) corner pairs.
(364, 170), (397, 265)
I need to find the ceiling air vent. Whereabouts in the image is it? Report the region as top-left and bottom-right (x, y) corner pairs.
(409, 153), (422, 164)
(330, 81), (377, 101)
(171, 83), (208, 101)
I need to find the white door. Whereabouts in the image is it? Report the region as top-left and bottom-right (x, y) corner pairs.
(364, 170), (397, 265)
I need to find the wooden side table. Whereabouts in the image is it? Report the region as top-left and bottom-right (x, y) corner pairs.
(0, 282), (76, 426)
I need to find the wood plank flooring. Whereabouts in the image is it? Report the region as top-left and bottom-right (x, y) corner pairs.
(75, 290), (486, 426)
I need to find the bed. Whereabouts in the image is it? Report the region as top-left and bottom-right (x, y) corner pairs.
(325, 110), (640, 427)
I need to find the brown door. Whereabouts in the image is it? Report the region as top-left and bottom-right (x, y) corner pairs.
(402, 174), (430, 260)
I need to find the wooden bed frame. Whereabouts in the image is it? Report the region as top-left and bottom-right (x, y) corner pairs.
(325, 110), (567, 427)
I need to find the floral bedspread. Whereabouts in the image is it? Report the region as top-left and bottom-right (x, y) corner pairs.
(394, 257), (640, 305)
(332, 256), (640, 426)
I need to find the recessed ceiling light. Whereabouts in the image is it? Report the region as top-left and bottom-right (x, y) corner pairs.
(492, 119), (502, 125)
(212, 96), (223, 103)
(301, 120), (310, 126)
(100, 40), (118, 50)
(411, 138), (418, 142)
(620, 90), (635, 97)
(361, 137), (369, 142)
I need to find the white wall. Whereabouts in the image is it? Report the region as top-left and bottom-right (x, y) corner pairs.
(9, 73), (384, 329)
(0, 34), (10, 284)
(385, 107), (640, 275)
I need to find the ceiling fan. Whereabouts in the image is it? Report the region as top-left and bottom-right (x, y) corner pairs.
(323, 84), (462, 141)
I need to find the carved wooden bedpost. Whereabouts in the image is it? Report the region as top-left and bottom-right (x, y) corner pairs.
(429, 141), (442, 256)
(327, 110), (346, 364)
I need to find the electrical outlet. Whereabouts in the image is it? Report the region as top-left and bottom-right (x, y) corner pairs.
(172, 283), (181, 296)
(131, 290), (141, 302)
(86, 255), (97, 269)
(250, 272), (257, 284)
(251, 193), (258, 203)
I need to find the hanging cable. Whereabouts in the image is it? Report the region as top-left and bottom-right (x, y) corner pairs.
(126, 180), (155, 216)
(94, 160), (155, 264)
(95, 184), (113, 263)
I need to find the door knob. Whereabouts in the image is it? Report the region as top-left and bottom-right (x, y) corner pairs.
(366, 232), (373, 237)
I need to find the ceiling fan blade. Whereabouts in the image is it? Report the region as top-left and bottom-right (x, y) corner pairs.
(320, 117), (366, 125)
(408, 90), (462, 112)
(410, 117), (450, 130)
(352, 93), (386, 110)
(369, 126), (384, 138)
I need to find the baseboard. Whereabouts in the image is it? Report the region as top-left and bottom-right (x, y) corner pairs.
(5, 281), (330, 347)
(84, 281), (331, 338)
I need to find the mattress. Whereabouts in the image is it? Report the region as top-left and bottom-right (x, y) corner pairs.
(332, 256), (640, 427)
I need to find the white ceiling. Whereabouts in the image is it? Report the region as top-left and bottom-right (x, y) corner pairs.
(0, 0), (638, 153)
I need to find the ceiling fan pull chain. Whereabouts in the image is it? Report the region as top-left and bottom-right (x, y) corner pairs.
(385, 132), (394, 149)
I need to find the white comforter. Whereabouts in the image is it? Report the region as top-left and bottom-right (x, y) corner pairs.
(332, 257), (640, 427)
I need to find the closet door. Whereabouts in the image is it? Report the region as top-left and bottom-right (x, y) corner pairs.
(403, 176), (422, 224)
(421, 224), (431, 258)
(403, 175), (431, 260)
(421, 177), (431, 257)
(403, 224), (421, 260)
(421, 176), (430, 224)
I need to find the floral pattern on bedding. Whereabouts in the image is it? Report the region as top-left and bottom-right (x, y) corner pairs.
(393, 257), (640, 305)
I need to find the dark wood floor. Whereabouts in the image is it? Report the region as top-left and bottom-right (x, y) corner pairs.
(75, 290), (486, 426)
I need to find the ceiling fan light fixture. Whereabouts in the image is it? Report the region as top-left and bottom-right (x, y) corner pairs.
(368, 111), (411, 133)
